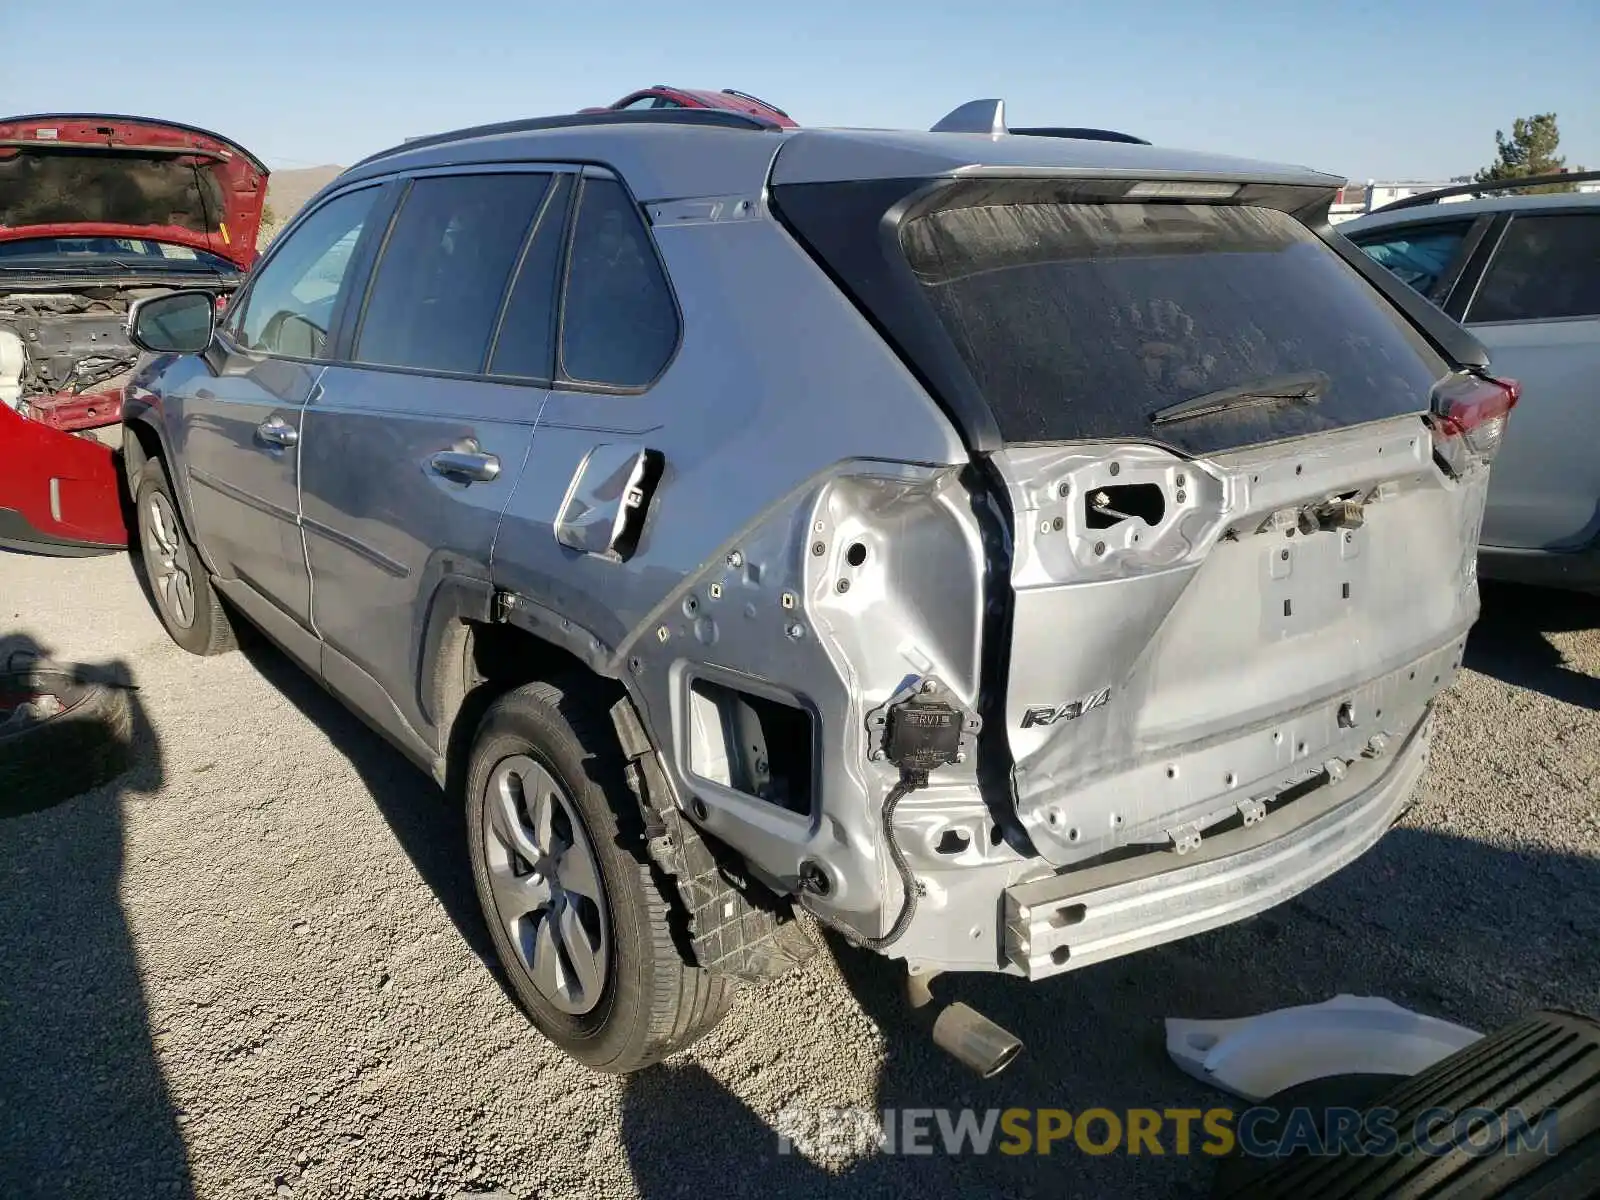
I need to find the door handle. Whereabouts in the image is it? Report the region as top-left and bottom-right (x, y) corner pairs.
(256, 416), (298, 447)
(429, 442), (501, 484)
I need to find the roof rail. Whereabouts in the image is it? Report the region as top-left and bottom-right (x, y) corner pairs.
(350, 107), (782, 171)
(1371, 168), (1600, 214)
(1010, 126), (1151, 146)
(721, 88), (791, 119)
(928, 101), (1149, 145)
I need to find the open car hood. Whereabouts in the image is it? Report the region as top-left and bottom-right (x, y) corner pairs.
(0, 114), (269, 271)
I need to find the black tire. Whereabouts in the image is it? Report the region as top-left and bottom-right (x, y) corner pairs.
(465, 679), (734, 1073)
(0, 659), (134, 814)
(134, 458), (236, 656)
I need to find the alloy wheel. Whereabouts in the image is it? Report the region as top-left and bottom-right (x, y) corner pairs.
(482, 754), (611, 1015)
(143, 490), (196, 630)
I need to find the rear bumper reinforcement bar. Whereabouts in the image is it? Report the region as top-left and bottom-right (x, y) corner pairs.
(1003, 714), (1430, 978)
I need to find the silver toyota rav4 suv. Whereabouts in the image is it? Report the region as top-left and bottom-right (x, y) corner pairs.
(122, 101), (1508, 1076)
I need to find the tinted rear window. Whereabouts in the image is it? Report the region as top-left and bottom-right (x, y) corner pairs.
(900, 202), (1447, 449)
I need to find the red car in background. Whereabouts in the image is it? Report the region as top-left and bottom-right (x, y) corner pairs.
(582, 86), (797, 128)
(0, 113), (266, 554)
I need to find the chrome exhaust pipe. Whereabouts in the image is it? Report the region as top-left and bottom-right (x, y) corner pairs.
(907, 972), (1023, 1078)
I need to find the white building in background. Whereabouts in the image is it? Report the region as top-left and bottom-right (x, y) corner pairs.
(1328, 175), (1600, 225)
(1328, 182), (1466, 226)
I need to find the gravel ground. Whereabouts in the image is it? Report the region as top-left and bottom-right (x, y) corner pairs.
(2, 552), (1597, 1200)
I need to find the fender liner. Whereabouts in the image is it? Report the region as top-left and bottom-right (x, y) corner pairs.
(609, 693), (817, 985)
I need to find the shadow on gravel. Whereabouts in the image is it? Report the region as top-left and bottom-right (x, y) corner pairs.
(1466, 582), (1600, 711)
(0, 633), (189, 1199)
(234, 637), (508, 984)
(618, 828), (1600, 1200)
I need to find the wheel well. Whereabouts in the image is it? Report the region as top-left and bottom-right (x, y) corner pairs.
(436, 618), (623, 799)
(123, 419), (160, 484)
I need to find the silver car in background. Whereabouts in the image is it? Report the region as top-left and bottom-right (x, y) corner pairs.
(119, 100), (1505, 1076)
(1342, 175), (1600, 593)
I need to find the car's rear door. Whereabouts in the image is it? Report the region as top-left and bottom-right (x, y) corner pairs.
(1456, 210), (1600, 551)
(177, 184), (383, 626)
(298, 166), (570, 751)
(775, 173), (1487, 867)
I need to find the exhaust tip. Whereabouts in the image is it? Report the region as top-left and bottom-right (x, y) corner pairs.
(931, 1001), (1023, 1078)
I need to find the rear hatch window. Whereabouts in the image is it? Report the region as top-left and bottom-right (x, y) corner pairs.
(903, 202), (1446, 452)
(775, 182), (1449, 457)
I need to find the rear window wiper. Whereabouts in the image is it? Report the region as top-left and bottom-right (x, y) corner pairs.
(1150, 371), (1331, 427)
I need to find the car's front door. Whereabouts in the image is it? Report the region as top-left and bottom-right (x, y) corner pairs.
(1457, 211), (1600, 550)
(177, 185), (384, 623)
(298, 168), (568, 746)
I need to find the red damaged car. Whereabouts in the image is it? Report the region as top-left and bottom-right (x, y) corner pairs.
(0, 113), (267, 554)
(582, 86), (797, 128)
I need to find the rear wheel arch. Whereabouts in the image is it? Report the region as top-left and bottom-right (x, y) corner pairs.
(426, 604), (624, 794)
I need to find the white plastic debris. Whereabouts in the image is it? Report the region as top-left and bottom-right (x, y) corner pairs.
(1165, 994), (1483, 1102)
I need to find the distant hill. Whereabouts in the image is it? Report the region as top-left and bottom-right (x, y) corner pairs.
(258, 165), (344, 247)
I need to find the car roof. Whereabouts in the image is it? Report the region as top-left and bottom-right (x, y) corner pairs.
(336, 113), (1342, 206)
(1342, 189), (1600, 233)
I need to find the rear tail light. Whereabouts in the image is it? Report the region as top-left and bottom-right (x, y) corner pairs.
(1428, 373), (1519, 475)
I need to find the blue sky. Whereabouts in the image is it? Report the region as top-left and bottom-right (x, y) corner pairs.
(5, 0), (1595, 183)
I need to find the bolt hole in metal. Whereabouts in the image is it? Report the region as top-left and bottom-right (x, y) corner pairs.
(482, 755), (609, 1016)
(1166, 765), (1179, 780)
(1050, 947), (1071, 966)
(845, 542), (868, 567)
(682, 595), (699, 617)
(1224, 772), (1237, 787)
(936, 828), (971, 855)
(690, 796), (709, 821)
(1048, 904), (1087, 929)
(1108, 462), (1121, 477)
(799, 860), (831, 896)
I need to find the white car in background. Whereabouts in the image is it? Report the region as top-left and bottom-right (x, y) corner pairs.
(1341, 174), (1600, 593)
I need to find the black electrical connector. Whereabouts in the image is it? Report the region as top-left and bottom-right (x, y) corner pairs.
(851, 686), (966, 950)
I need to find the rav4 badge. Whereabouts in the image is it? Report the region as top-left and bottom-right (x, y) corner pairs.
(1020, 688), (1111, 728)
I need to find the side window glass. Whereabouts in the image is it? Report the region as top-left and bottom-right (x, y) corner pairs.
(354, 173), (551, 374)
(226, 187), (377, 359)
(487, 174), (573, 380)
(1351, 221), (1471, 301)
(619, 96), (657, 111)
(1468, 213), (1600, 323)
(558, 177), (678, 388)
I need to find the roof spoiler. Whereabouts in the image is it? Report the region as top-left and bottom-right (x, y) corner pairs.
(1371, 168), (1600, 214)
(929, 99), (1149, 144)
